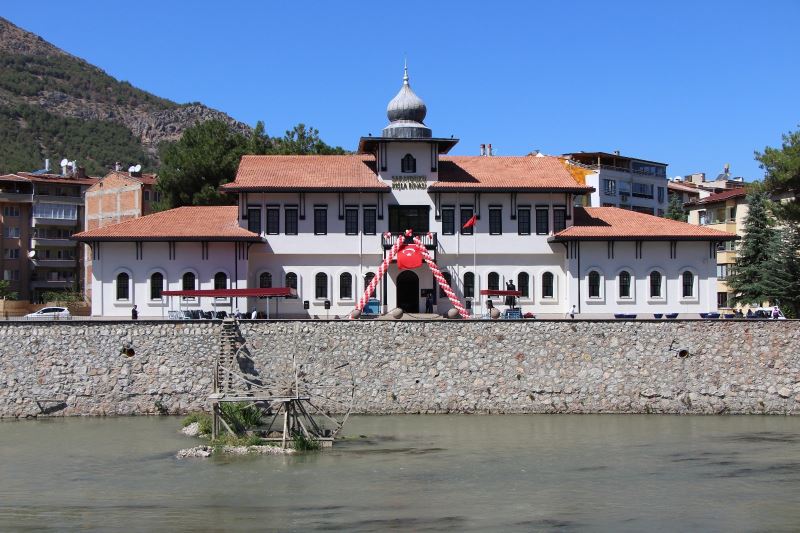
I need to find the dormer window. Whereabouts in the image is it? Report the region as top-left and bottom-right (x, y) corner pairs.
(401, 154), (416, 173)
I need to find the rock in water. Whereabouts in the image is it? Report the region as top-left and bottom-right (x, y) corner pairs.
(181, 422), (200, 437)
(176, 446), (213, 458)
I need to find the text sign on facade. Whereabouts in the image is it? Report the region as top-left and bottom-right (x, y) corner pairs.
(391, 176), (427, 190)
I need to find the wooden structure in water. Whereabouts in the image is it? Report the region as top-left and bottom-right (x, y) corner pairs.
(210, 319), (353, 448)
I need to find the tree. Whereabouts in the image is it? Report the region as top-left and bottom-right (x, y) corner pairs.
(271, 124), (347, 155)
(0, 280), (18, 300)
(726, 191), (779, 307)
(154, 120), (248, 209)
(767, 223), (800, 318)
(665, 193), (687, 221)
(756, 126), (800, 223)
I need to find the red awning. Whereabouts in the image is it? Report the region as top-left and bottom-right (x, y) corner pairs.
(161, 288), (296, 298)
(479, 290), (522, 297)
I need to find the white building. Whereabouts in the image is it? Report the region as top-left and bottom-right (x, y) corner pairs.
(563, 151), (669, 216)
(74, 68), (735, 318)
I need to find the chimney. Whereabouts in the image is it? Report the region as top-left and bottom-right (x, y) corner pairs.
(115, 161), (121, 172)
(488, 143), (493, 157)
(44, 158), (50, 172)
(61, 160), (68, 176)
(480, 144), (485, 156)
(76, 166), (86, 179)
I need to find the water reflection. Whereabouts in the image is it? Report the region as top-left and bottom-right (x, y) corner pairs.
(0, 415), (799, 531)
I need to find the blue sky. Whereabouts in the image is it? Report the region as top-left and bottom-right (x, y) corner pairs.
(4, 1), (799, 179)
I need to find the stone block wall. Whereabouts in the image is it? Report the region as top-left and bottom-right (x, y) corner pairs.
(0, 320), (798, 418)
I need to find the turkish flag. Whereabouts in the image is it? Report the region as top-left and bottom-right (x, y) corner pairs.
(397, 245), (423, 270)
(462, 214), (477, 229)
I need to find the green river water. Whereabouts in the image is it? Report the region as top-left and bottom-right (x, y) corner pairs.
(0, 415), (799, 532)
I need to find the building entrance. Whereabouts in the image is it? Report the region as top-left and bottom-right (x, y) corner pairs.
(396, 270), (420, 313)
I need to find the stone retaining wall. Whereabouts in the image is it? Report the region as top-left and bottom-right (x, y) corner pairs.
(1, 320), (798, 418)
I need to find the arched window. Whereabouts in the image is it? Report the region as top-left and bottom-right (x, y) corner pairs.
(182, 272), (196, 291)
(619, 271), (631, 298)
(285, 272), (298, 298)
(650, 271), (662, 298)
(464, 272), (475, 298)
(339, 272), (352, 299)
(518, 272), (530, 298)
(588, 271), (601, 298)
(315, 272), (328, 299)
(542, 272), (554, 298)
(214, 272), (228, 291)
(364, 272), (376, 289)
(150, 272), (163, 300)
(116, 272), (130, 301)
(439, 271), (452, 298)
(488, 272), (500, 291)
(401, 153), (416, 173)
(682, 271), (694, 298)
(259, 272), (272, 288)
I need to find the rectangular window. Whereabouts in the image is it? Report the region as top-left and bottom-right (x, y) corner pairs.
(2, 206), (20, 217)
(517, 208), (531, 235)
(266, 208), (280, 235)
(285, 207), (298, 235)
(143, 190), (151, 202)
(441, 207), (455, 235)
(3, 269), (20, 281)
(716, 264), (731, 280)
(388, 205), (430, 233)
(657, 187), (665, 203)
(717, 292), (729, 308)
(553, 207), (566, 233)
(32, 203), (77, 220)
(3, 227), (20, 238)
(4, 249), (20, 259)
(247, 207), (261, 234)
(603, 179), (616, 195)
(314, 207), (327, 235)
(345, 207), (359, 235)
(535, 208), (549, 235)
(489, 207), (502, 235)
(728, 206), (737, 221)
(363, 207), (377, 235)
(460, 207), (474, 235)
(632, 182), (654, 198)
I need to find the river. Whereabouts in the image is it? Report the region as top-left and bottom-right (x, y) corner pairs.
(1, 415), (799, 531)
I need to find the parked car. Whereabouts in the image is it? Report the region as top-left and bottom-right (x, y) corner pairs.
(748, 307), (786, 320)
(24, 307), (71, 320)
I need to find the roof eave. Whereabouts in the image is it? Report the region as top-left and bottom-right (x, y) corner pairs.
(72, 236), (263, 243)
(357, 136), (459, 154)
(428, 186), (595, 194)
(549, 234), (739, 242)
(221, 185), (390, 193)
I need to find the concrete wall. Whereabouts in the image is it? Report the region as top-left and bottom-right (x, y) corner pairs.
(1, 320), (798, 418)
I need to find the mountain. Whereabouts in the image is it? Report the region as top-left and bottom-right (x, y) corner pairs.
(0, 16), (251, 175)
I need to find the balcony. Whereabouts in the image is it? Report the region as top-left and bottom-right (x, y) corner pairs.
(33, 258), (77, 268)
(31, 237), (74, 247)
(382, 232), (438, 250)
(0, 191), (33, 203)
(32, 217), (79, 227)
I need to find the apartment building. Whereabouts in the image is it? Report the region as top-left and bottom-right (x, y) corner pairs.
(562, 151), (669, 216)
(0, 166), (97, 302)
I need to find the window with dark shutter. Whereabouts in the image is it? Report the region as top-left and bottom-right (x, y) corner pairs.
(441, 207), (455, 235)
(553, 208), (566, 233)
(315, 272), (328, 299)
(266, 208), (280, 234)
(536, 208), (549, 235)
(247, 207), (261, 234)
(345, 208), (359, 235)
(340, 273), (352, 299)
(150, 272), (163, 300)
(518, 208), (531, 235)
(460, 207), (474, 235)
(489, 207), (502, 235)
(363, 208), (377, 235)
(314, 208), (327, 235)
(464, 272), (475, 298)
(116, 273), (130, 300)
(285, 208), (298, 235)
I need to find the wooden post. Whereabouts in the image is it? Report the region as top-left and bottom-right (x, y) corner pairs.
(282, 404), (289, 449)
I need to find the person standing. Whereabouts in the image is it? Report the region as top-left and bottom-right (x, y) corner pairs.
(425, 293), (433, 314)
(131, 305), (138, 320)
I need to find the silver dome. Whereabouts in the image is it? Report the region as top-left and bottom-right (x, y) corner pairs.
(382, 65), (431, 138)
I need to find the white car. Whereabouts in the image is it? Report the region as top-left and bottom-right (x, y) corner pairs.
(24, 307), (71, 320)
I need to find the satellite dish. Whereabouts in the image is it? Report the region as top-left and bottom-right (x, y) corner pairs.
(27, 250), (36, 259)
(128, 166), (136, 173)
(60, 158), (69, 167)
(133, 164), (142, 172)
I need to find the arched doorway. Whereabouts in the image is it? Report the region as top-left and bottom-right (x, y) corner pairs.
(396, 270), (419, 313)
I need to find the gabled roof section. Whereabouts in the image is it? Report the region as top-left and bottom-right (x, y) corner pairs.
(429, 156), (594, 193)
(222, 155), (389, 193)
(72, 206), (261, 242)
(0, 172), (98, 186)
(551, 207), (737, 241)
(692, 187), (747, 205)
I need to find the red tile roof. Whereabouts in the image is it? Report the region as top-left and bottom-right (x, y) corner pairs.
(430, 156), (594, 192)
(667, 181), (700, 194)
(102, 170), (158, 185)
(72, 206), (261, 242)
(222, 155), (388, 192)
(551, 207), (737, 241)
(14, 172), (99, 186)
(693, 187), (747, 205)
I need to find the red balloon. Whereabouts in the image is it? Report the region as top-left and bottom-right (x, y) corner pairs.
(397, 245), (423, 270)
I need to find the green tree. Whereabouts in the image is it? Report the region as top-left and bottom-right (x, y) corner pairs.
(767, 223), (800, 318)
(665, 193), (687, 221)
(727, 191), (779, 307)
(0, 280), (18, 300)
(271, 124), (347, 155)
(154, 120), (247, 209)
(755, 126), (800, 223)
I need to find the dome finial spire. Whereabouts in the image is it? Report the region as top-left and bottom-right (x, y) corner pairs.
(403, 57), (409, 85)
